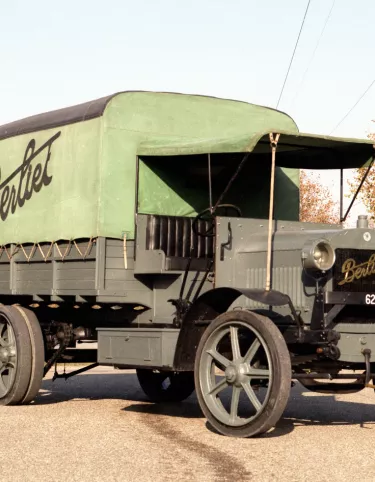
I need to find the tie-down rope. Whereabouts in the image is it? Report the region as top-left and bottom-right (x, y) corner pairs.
(0, 238), (95, 262)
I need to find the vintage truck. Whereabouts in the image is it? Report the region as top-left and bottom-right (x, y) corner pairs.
(0, 91), (374, 438)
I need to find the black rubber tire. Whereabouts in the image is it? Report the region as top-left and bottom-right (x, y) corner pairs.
(13, 306), (44, 404)
(0, 306), (33, 406)
(136, 369), (195, 403)
(194, 310), (291, 438)
(298, 378), (365, 394)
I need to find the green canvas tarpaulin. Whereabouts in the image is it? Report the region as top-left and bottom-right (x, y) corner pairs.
(137, 156), (300, 221)
(0, 91), (372, 244)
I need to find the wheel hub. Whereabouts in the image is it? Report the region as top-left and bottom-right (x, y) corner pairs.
(225, 362), (249, 387)
(0, 347), (9, 364)
(0, 346), (15, 365)
(225, 366), (237, 383)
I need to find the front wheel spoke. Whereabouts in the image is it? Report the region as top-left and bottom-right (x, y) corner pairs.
(248, 368), (270, 379)
(0, 336), (8, 347)
(208, 377), (228, 396)
(230, 326), (241, 361)
(242, 382), (262, 412)
(229, 386), (241, 422)
(243, 339), (260, 364)
(0, 373), (7, 393)
(206, 349), (230, 369)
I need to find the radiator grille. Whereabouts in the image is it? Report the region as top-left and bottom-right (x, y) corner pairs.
(333, 248), (375, 292)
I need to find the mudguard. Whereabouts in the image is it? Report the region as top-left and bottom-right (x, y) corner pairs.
(173, 287), (293, 371)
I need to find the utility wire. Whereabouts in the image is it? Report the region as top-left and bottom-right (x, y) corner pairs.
(290, 0), (336, 108)
(276, 0), (311, 109)
(329, 78), (375, 135)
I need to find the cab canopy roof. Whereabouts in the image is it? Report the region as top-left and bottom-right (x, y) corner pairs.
(0, 91), (373, 244)
(1, 90), (373, 169)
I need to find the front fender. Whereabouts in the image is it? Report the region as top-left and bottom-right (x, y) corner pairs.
(173, 287), (292, 371)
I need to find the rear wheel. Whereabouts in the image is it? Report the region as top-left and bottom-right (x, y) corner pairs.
(14, 306), (45, 404)
(136, 369), (195, 402)
(194, 310), (291, 438)
(0, 305), (44, 406)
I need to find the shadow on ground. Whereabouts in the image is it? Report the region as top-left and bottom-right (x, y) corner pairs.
(33, 371), (375, 438)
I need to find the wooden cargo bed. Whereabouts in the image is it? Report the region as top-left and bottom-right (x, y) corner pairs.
(0, 238), (152, 307)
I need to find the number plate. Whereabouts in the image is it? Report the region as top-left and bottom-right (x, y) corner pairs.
(365, 294), (375, 305)
(325, 291), (375, 305)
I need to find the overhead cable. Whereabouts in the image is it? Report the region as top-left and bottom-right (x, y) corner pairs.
(329, 78), (375, 135)
(276, 0), (311, 109)
(290, 0), (336, 107)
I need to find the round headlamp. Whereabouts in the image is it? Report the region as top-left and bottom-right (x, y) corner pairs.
(302, 239), (335, 272)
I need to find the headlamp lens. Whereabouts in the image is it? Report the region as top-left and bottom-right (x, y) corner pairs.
(302, 239), (335, 272)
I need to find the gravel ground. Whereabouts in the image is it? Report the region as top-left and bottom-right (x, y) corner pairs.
(1, 366), (375, 482)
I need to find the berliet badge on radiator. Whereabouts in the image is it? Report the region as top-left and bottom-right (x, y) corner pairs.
(338, 253), (375, 285)
(0, 131), (61, 222)
(364, 232), (371, 242)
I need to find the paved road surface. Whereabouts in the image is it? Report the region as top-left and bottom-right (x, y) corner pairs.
(2, 366), (375, 482)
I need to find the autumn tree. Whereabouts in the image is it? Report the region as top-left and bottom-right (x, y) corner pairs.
(348, 167), (375, 219)
(299, 170), (339, 224)
(346, 128), (375, 222)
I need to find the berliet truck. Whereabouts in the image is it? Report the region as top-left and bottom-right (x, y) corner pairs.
(0, 91), (374, 438)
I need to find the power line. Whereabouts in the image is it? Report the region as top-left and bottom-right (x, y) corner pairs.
(276, 0), (311, 109)
(290, 0), (336, 108)
(329, 78), (375, 135)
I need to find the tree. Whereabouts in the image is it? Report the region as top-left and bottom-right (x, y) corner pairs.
(347, 128), (375, 220)
(348, 168), (375, 217)
(299, 170), (338, 224)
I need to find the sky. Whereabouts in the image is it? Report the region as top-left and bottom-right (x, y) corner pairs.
(1, 0), (374, 224)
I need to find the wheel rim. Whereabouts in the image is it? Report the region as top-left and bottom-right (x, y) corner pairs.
(0, 315), (17, 398)
(199, 321), (273, 427)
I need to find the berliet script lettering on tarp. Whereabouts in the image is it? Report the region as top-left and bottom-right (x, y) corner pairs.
(0, 131), (61, 221)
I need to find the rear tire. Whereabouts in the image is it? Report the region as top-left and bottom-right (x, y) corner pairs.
(14, 306), (44, 404)
(136, 369), (195, 403)
(0, 305), (44, 406)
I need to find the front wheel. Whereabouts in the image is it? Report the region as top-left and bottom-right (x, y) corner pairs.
(194, 310), (291, 438)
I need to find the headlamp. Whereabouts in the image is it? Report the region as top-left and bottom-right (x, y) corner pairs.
(302, 239), (335, 272)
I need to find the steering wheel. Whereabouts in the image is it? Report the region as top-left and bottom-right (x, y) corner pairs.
(192, 204), (242, 237)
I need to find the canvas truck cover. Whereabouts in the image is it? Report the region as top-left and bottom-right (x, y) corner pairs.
(0, 91), (372, 245)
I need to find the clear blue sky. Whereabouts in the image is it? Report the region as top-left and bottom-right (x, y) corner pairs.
(1, 0), (374, 139)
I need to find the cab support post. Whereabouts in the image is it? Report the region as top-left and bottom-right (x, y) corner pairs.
(340, 168), (343, 222)
(265, 133), (280, 291)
